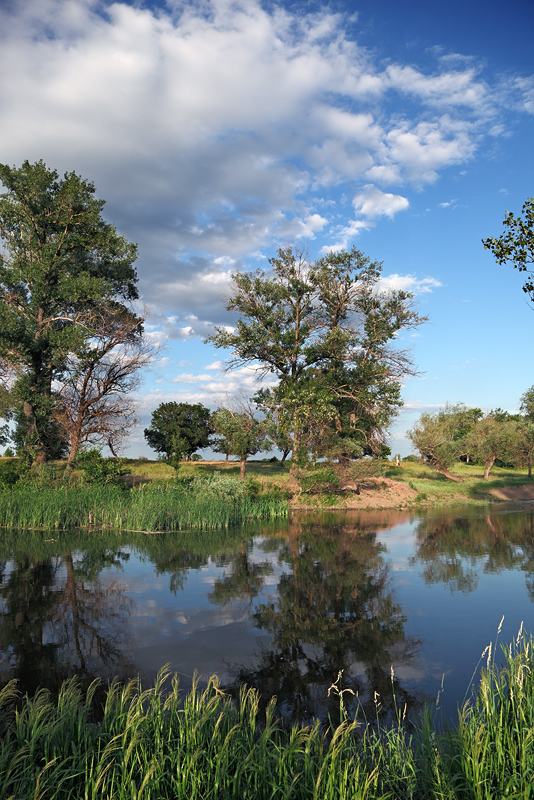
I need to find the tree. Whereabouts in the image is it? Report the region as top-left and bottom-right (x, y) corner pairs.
(144, 402), (214, 462)
(516, 387), (534, 477)
(54, 308), (159, 475)
(407, 404), (474, 481)
(465, 413), (520, 479)
(212, 400), (271, 478)
(482, 197), (534, 301)
(207, 244), (425, 477)
(0, 160), (138, 465)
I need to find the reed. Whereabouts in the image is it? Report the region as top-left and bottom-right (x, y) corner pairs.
(1, 633), (534, 799)
(0, 475), (288, 532)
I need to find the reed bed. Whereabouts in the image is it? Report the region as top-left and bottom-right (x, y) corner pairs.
(1, 633), (534, 799)
(0, 477), (288, 532)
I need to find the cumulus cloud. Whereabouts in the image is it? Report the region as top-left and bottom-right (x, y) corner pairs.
(0, 0), (529, 335)
(352, 185), (409, 219)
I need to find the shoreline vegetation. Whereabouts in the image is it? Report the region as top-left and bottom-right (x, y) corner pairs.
(1, 631), (533, 799)
(0, 456), (533, 532)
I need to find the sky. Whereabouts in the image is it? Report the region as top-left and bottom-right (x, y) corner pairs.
(0, 0), (533, 458)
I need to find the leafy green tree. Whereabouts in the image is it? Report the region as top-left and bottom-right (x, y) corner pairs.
(0, 160), (139, 465)
(483, 197), (534, 300)
(407, 403), (474, 481)
(144, 402), (213, 462)
(12, 403), (69, 460)
(212, 401), (271, 478)
(465, 413), (520, 479)
(207, 244), (425, 478)
(516, 387), (534, 477)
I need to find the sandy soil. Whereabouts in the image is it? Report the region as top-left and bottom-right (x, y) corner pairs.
(291, 477), (419, 510)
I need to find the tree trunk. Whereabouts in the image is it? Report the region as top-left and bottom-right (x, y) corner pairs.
(280, 448), (291, 465)
(240, 458), (247, 479)
(437, 467), (462, 482)
(64, 428), (82, 478)
(484, 456), (496, 480)
(108, 440), (120, 461)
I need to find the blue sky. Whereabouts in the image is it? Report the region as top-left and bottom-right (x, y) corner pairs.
(1, 0), (533, 457)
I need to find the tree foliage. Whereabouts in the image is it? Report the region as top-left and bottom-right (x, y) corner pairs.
(144, 402), (213, 463)
(483, 197), (534, 301)
(208, 244), (426, 475)
(407, 404), (475, 481)
(212, 401), (271, 479)
(409, 400), (533, 481)
(0, 160), (139, 465)
(465, 413), (520, 479)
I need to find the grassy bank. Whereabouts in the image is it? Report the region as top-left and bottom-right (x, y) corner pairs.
(1, 456), (533, 523)
(1, 633), (533, 799)
(0, 474), (288, 531)
(384, 460), (534, 507)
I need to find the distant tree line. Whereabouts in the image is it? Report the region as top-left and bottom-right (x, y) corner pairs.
(407, 388), (534, 481)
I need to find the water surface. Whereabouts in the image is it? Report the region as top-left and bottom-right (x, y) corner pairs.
(1, 505), (533, 726)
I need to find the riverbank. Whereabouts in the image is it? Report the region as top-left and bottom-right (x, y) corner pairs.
(1, 632), (533, 799)
(1, 456), (533, 520)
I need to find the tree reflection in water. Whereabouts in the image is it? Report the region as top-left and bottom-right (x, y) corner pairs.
(0, 544), (134, 696)
(411, 508), (534, 598)
(210, 513), (422, 727)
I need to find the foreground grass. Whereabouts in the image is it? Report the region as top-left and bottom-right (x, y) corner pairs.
(1, 633), (533, 799)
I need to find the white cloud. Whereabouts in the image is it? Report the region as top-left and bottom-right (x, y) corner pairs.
(378, 274), (442, 294)
(0, 0), (529, 334)
(352, 185), (409, 219)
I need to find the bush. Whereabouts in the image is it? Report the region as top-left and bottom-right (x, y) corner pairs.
(0, 458), (20, 487)
(76, 449), (131, 486)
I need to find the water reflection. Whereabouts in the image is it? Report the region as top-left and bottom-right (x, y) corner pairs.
(0, 505), (533, 725)
(216, 514), (421, 725)
(0, 544), (133, 695)
(412, 508), (534, 597)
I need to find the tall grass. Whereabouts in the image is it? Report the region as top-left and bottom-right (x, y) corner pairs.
(0, 474), (288, 532)
(1, 632), (534, 799)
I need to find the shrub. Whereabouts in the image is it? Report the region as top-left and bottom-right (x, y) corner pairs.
(76, 449), (131, 486)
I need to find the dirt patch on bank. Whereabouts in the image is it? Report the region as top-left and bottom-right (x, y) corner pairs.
(489, 484), (534, 501)
(291, 477), (419, 510)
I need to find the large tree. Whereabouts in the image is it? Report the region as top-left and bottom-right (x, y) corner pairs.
(482, 197), (534, 301)
(144, 402), (214, 462)
(207, 244), (425, 473)
(0, 160), (138, 464)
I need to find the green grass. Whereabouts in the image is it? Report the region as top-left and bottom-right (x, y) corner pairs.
(1, 633), (534, 799)
(2, 455), (532, 515)
(0, 477), (288, 532)
(385, 460), (534, 507)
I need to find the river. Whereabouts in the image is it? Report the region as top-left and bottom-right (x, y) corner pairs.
(1, 503), (533, 727)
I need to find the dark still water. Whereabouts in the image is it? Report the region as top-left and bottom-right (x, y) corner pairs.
(1, 505), (533, 726)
